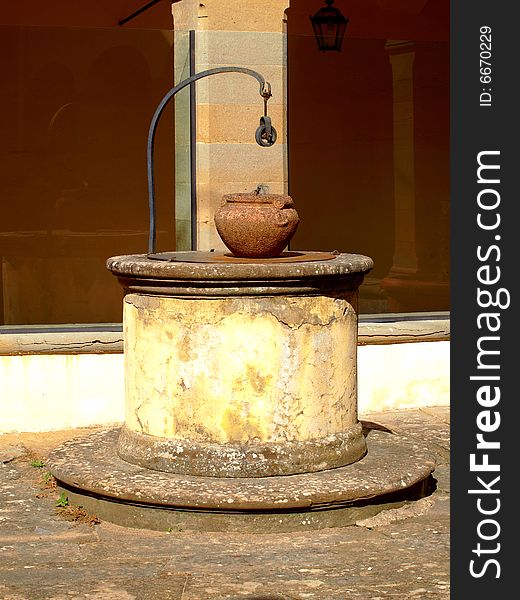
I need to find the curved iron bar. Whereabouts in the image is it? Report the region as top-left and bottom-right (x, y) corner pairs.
(147, 66), (273, 255)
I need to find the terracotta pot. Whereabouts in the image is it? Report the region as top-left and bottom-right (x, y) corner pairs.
(214, 193), (300, 258)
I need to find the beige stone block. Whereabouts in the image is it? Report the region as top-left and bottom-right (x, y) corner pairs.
(194, 65), (285, 105)
(174, 144), (191, 184)
(173, 92), (191, 137)
(171, 0), (199, 31)
(124, 292), (357, 443)
(196, 104), (285, 144)
(196, 180), (287, 221)
(173, 30), (191, 81)
(173, 0), (289, 33)
(174, 181), (191, 221)
(195, 31), (285, 66)
(196, 142), (286, 184)
(204, 0), (289, 33)
(175, 218), (192, 252)
(194, 143), (211, 185)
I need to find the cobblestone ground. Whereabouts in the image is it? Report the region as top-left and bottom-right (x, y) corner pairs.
(0, 408), (449, 600)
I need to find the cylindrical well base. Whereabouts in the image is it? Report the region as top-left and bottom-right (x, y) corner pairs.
(107, 252), (373, 477)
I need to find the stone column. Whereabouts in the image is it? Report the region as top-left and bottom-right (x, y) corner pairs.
(384, 41), (418, 281)
(381, 41), (450, 311)
(172, 0), (289, 251)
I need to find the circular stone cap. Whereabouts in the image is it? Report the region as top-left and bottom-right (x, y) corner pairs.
(106, 251), (374, 297)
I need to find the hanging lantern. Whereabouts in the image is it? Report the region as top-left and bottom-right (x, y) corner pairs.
(310, 0), (349, 52)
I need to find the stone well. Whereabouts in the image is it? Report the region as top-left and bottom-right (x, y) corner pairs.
(47, 250), (437, 532)
(112, 251), (369, 478)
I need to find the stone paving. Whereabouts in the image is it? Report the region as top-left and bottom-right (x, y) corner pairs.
(0, 407), (449, 600)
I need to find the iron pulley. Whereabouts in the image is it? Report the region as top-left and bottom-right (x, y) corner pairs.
(255, 116), (277, 147)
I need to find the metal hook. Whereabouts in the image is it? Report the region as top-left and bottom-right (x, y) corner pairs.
(147, 67), (277, 254)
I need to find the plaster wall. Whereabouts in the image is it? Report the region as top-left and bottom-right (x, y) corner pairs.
(0, 340), (448, 434)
